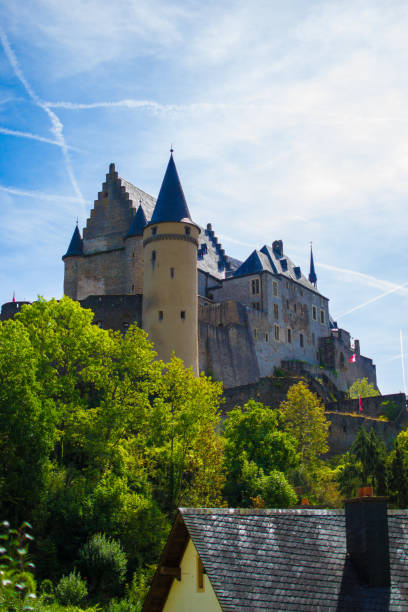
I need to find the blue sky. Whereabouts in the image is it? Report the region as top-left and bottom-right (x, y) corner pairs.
(1, 0), (408, 394)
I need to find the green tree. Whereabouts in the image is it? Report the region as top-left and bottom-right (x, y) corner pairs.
(388, 430), (408, 507)
(0, 297), (225, 584)
(347, 378), (379, 399)
(223, 400), (298, 506)
(279, 381), (329, 464)
(336, 427), (387, 497)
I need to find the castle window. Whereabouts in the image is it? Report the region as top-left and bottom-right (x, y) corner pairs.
(265, 332), (269, 342)
(253, 328), (258, 339)
(274, 324), (280, 341)
(294, 303), (297, 313)
(180, 310), (186, 320)
(273, 281), (278, 297)
(286, 280), (290, 289)
(273, 303), (279, 320)
(287, 328), (292, 343)
(340, 352), (345, 368)
(320, 309), (325, 324)
(286, 299), (289, 309)
(300, 288), (303, 296)
(170, 267), (175, 278)
(132, 251), (135, 258)
(312, 332), (315, 345)
(152, 226), (157, 236)
(132, 284), (134, 292)
(300, 333), (304, 347)
(312, 305), (317, 321)
(158, 310), (163, 321)
(197, 555), (205, 592)
(252, 302), (260, 310)
(251, 278), (260, 294)
(151, 250), (156, 263)
(185, 226), (191, 236)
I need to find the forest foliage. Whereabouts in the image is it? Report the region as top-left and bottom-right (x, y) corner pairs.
(0, 298), (407, 610)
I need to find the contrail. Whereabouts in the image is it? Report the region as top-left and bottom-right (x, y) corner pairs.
(0, 185), (85, 203)
(319, 262), (408, 295)
(336, 280), (408, 318)
(0, 126), (80, 150)
(0, 29), (85, 205)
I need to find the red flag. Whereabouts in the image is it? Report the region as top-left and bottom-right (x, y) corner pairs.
(359, 397), (363, 412)
(349, 353), (356, 363)
(12, 291), (15, 303)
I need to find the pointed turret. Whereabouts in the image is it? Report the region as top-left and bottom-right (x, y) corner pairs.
(63, 225), (83, 258)
(149, 153), (194, 225)
(309, 245), (317, 287)
(126, 205), (147, 238)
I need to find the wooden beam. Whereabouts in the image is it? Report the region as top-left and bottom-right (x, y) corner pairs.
(159, 566), (181, 581)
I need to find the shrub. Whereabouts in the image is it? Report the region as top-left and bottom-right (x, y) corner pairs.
(78, 534), (127, 600)
(55, 570), (88, 606)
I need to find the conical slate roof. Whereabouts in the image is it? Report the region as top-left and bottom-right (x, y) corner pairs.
(126, 205), (147, 237)
(63, 225), (83, 258)
(150, 153), (193, 225)
(309, 246), (317, 286)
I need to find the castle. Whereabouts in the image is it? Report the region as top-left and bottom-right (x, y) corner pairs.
(1, 153), (377, 392)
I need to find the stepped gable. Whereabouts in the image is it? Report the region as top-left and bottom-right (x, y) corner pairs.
(63, 224), (83, 258)
(149, 153), (194, 225)
(83, 163), (138, 253)
(118, 177), (156, 221)
(126, 205), (147, 237)
(198, 223), (241, 279)
(79, 160), (239, 278)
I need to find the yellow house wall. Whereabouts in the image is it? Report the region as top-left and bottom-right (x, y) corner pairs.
(142, 221), (199, 374)
(163, 538), (222, 612)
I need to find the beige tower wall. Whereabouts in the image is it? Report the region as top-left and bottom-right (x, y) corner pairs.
(142, 221), (199, 374)
(124, 236), (144, 294)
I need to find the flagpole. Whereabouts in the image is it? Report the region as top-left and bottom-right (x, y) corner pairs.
(400, 330), (407, 396)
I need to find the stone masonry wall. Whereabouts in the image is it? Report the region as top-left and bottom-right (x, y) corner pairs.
(79, 295), (142, 332)
(198, 299), (260, 387)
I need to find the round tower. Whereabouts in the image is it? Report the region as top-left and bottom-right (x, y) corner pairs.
(124, 204), (147, 294)
(142, 152), (200, 374)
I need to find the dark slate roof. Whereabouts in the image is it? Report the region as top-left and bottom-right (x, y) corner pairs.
(126, 205), (147, 237)
(143, 508), (408, 612)
(309, 246), (317, 286)
(232, 242), (323, 295)
(63, 225), (83, 258)
(149, 154), (194, 225)
(118, 177), (240, 279)
(233, 250), (270, 276)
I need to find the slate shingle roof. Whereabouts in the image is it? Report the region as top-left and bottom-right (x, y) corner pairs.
(63, 225), (83, 258)
(150, 154), (194, 225)
(143, 507), (408, 612)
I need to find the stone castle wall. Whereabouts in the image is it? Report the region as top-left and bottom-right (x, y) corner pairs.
(198, 299), (260, 387)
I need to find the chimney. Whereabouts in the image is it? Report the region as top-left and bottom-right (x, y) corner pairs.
(345, 491), (390, 587)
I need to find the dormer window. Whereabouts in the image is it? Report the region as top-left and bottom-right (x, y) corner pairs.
(152, 226), (157, 236)
(185, 226), (191, 236)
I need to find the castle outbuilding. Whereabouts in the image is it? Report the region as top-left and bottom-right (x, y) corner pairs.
(2, 153), (377, 392)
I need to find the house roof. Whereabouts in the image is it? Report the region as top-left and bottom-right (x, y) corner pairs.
(143, 507), (408, 612)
